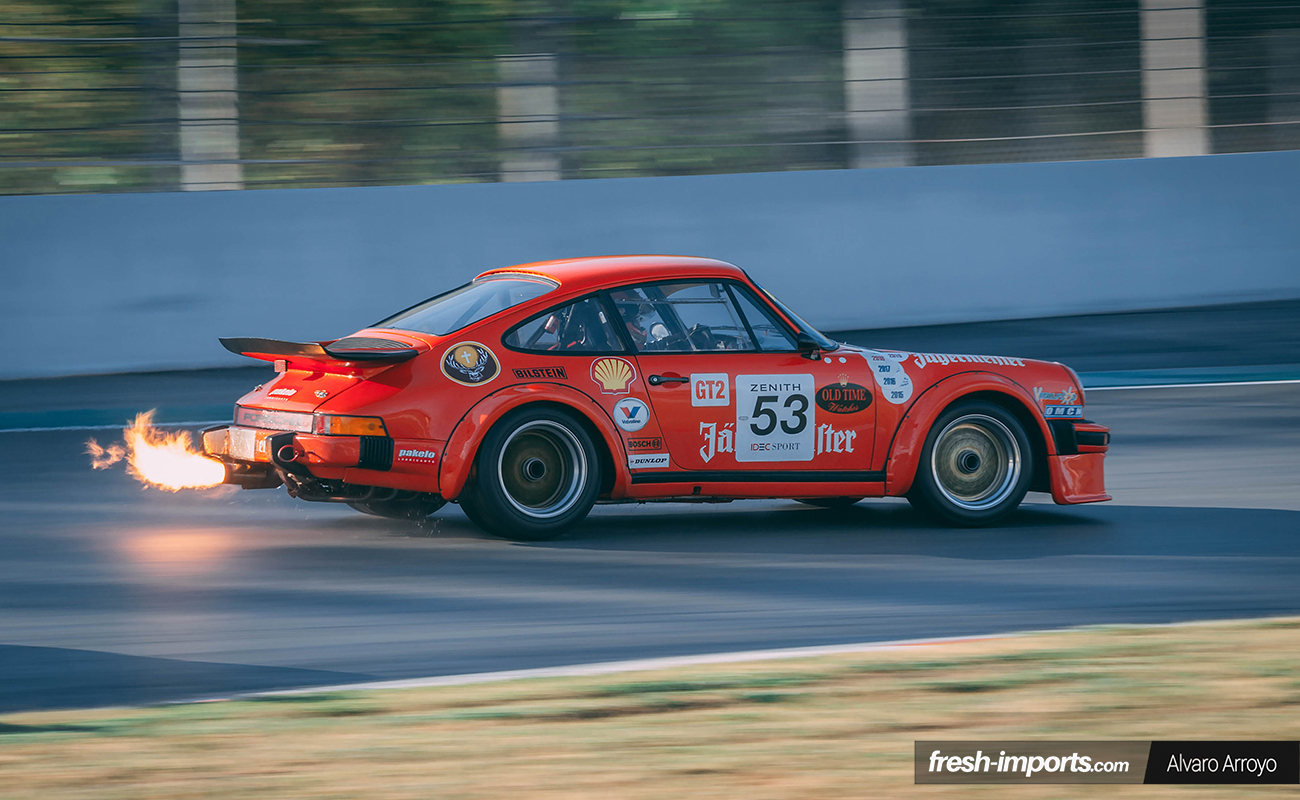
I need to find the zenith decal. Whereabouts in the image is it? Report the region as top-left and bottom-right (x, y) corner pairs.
(862, 350), (914, 405)
(591, 357), (637, 395)
(513, 366), (568, 380)
(441, 342), (500, 386)
(396, 448), (438, 462)
(613, 397), (650, 432)
(626, 436), (663, 452)
(735, 374), (814, 462)
(911, 352), (1026, 369)
(690, 373), (729, 407)
(628, 452), (671, 469)
(816, 376), (872, 414)
(268, 387), (296, 397)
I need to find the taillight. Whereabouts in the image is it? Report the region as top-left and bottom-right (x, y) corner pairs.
(312, 414), (388, 436)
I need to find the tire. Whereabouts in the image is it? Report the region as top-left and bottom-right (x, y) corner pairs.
(347, 496), (446, 521)
(907, 400), (1033, 526)
(459, 406), (601, 541)
(796, 497), (864, 509)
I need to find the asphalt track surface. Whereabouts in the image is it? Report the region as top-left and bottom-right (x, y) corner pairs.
(1, 302), (1298, 713)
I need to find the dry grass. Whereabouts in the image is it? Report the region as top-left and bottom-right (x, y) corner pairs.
(3, 618), (1300, 799)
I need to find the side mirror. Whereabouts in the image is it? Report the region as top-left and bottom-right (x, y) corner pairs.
(796, 331), (821, 360)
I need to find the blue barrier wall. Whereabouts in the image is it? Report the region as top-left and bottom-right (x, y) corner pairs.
(2, 150), (1298, 378)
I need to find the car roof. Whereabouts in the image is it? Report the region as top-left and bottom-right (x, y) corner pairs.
(475, 255), (747, 294)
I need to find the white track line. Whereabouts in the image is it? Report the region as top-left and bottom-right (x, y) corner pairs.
(1087, 378), (1300, 391)
(246, 616), (1288, 701)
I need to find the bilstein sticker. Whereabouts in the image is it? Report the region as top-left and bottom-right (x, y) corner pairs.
(442, 342), (500, 386)
(513, 366), (568, 380)
(816, 377), (872, 414)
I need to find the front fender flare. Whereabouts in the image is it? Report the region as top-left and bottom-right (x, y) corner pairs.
(885, 371), (1055, 496)
(438, 383), (630, 502)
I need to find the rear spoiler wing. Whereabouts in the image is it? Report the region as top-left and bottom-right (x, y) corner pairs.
(220, 337), (421, 370)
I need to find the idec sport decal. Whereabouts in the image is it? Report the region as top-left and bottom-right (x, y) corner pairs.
(590, 357), (637, 395)
(816, 377), (872, 414)
(735, 374), (814, 462)
(862, 351), (914, 405)
(613, 397), (650, 432)
(513, 366), (568, 380)
(442, 342), (500, 386)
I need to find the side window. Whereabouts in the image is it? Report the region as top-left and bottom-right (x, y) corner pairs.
(609, 282), (755, 353)
(504, 297), (623, 353)
(731, 285), (798, 352)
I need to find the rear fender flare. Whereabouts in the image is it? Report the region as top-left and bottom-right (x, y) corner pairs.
(884, 372), (1055, 496)
(439, 384), (629, 501)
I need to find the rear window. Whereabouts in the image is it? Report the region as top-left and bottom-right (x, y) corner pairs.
(376, 276), (556, 337)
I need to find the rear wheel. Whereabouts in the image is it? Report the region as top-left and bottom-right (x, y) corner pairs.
(796, 497), (864, 509)
(907, 401), (1032, 526)
(460, 407), (600, 541)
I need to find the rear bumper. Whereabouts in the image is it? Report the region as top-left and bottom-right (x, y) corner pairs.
(201, 425), (441, 493)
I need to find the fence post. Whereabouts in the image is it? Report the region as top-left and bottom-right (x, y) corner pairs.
(843, 0), (912, 168)
(1141, 0), (1209, 157)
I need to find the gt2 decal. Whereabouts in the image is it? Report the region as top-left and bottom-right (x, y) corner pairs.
(591, 357), (637, 395)
(690, 373), (729, 407)
(911, 352), (1026, 369)
(735, 374), (814, 462)
(862, 351), (914, 405)
(699, 422), (735, 463)
(816, 377), (872, 414)
(628, 452), (671, 469)
(442, 342), (500, 386)
(613, 397), (650, 432)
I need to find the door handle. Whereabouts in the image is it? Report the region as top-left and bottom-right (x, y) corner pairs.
(648, 374), (689, 386)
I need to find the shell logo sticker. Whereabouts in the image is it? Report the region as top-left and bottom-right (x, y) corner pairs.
(590, 356), (637, 395)
(441, 342), (500, 386)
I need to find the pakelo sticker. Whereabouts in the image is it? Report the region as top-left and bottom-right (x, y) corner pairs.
(613, 397), (650, 432)
(442, 342), (500, 386)
(626, 436), (663, 452)
(628, 452), (671, 469)
(863, 351), (914, 405)
(591, 357), (637, 395)
(690, 373), (729, 407)
(396, 448), (438, 463)
(735, 374), (814, 462)
(816, 376), (872, 414)
(269, 387), (296, 397)
(513, 366), (568, 380)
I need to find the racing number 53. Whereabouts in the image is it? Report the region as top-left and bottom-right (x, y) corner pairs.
(749, 394), (809, 436)
(735, 374), (815, 462)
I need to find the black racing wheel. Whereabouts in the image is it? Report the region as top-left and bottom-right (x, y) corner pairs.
(459, 406), (601, 541)
(907, 400), (1033, 526)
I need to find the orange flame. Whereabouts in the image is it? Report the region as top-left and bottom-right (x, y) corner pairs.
(87, 411), (226, 491)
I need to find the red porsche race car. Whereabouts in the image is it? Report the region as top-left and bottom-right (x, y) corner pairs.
(204, 255), (1110, 540)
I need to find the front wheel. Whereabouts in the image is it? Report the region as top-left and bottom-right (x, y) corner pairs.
(907, 401), (1032, 526)
(459, 407), (601, 541)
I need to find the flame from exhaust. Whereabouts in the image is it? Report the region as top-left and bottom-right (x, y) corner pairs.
(87, 411), (226, 491)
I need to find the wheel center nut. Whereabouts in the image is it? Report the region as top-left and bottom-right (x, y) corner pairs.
(957, 451), (981, 474)
(521, 457), (547, 482)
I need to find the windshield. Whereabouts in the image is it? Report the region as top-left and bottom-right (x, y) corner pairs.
(749, 278), (838, 351)
(376, 276), (557, 336)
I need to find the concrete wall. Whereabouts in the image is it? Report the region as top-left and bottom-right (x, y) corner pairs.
(3, 150), (1299, 378)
